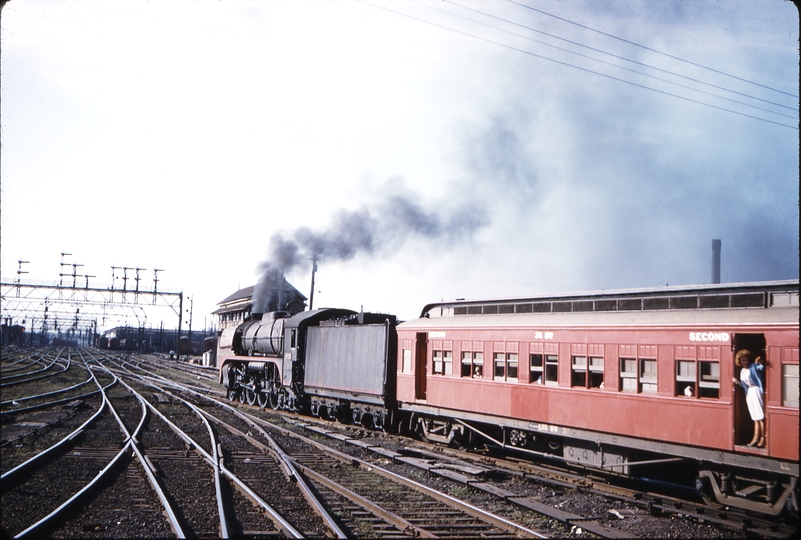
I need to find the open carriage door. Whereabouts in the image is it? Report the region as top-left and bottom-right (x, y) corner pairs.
(732, 334), (766, 447)
(415, 332), (427, 400)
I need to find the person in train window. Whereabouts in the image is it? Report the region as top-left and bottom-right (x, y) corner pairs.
(732, 349), (765, 447)
(473, 365), (482, 378)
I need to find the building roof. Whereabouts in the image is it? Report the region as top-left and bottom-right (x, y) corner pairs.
(213, 281), (307, 315)
(218, 285), (255, 305)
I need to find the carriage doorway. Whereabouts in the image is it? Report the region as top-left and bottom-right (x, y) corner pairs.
(732, 333), (766, 446)
(415, 333), (427, 400)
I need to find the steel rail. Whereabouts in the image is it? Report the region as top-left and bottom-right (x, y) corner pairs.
(122, 383), (239, 538)
(196, 405), (348, 538)
(0, 353), (70, 387)
(103, 359), (316, 538)
(90, 371), (187, 538)
(109, 354), (548, 537)
(1, 383), (111, 416)
(119, 361), (347, 538)
(1, 393), (107, 482)
(183, 400), (231, 539)
(1, 375), (94, 406)
(292, 460), (435, 538)
(0, 353), (60, 382)
(13, 371), (134, 538)
(131, 379), (303, 539)
(0, 353), (49, 372)
(249, 414), (547, 538)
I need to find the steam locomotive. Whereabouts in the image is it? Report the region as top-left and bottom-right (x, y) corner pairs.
(219, 308), (397, 428)
(217, 280), (799, 517)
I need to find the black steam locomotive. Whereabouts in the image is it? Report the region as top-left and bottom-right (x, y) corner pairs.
(218, 308), (397, 429)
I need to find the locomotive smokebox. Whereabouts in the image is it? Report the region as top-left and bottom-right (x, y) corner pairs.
(711, 239), (722, 284)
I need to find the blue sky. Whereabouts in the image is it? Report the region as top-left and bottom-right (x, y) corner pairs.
(1, 0), (798, 329)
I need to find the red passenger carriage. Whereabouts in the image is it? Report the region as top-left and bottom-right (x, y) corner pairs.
(395, 280), (799, 516)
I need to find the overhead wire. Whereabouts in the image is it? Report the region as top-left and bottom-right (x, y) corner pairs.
(508, 0), (798, 99)
(355, 0), (798, 130)
(444, 0), (797, 116)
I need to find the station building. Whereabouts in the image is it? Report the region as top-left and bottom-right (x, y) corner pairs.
(213, 279), (306, 331)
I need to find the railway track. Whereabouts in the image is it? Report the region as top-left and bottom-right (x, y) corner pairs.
(1, 363), (141, 538)
(269, 413), (798, 539)
(122, 351), (801, 537)
(3, 348), (796, 538)
(108, 355), (545, 537)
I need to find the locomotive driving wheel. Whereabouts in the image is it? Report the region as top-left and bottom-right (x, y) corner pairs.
(227, 388), (239, 402)
(270, 388), (285, 410)
(246, 388), (257, 406)
(256, 389), (269, 408)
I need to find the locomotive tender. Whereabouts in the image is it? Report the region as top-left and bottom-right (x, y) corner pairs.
(218, 280), (799, 516)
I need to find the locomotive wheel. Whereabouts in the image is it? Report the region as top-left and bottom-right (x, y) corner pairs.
(361, 413), (375, 430)
(352, 409), (362, 425)
(246, 389), (257, 406)
(269, 390), (283, 410)
(239, 389), (247, 404)
(257, 390), (269, 409)
(227, 388), (238, 402)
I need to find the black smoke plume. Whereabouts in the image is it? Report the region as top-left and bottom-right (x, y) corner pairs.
(251, 191), (487, 313)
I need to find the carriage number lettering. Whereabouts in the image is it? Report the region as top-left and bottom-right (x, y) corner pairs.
(531, 423), (560, 433)
(533, 331), (554, 339)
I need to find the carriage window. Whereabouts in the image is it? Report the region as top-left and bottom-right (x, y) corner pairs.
(545, 355), (558, 386)
(472, 352), (483, 378)
(507, 353), (518, 380)
(432, 350), (452, 375)
(571, 356), (587, 387)
(699, 361), (719, 398)
(462, 351), (483, 378)
(640, 359), (657, 394)
(494, 353), (518, 381)
(530, 354), (543, 384)
(433, 350), (443, 375)
(494, 352), (505, 379)
(783, 364), (799, 407)
(676, 360), (696, 397)
(589, 356), (604, 388)
(402, 349), (412, 373)
(620, 358), (637, 393)
(675, 359), (718, 398)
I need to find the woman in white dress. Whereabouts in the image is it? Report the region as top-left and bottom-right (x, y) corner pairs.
(732, 349), (765, 447)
